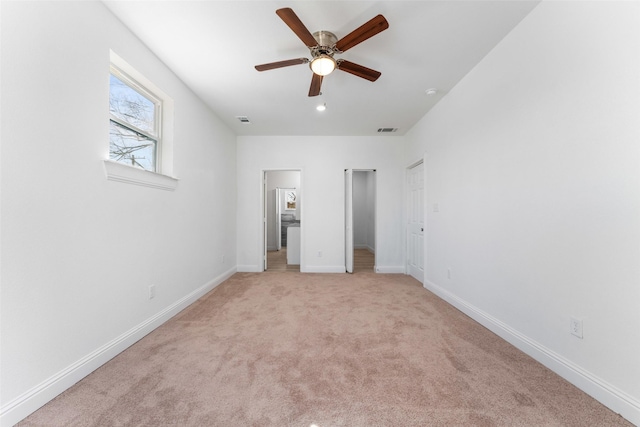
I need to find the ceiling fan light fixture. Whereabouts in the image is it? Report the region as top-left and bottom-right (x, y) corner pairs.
(256, 8), (388, 96)
(310, 55), (336, 76)
(316, 103), (327, 112)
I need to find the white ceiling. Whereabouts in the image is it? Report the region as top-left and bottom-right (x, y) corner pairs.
(103, 1), (540, 136)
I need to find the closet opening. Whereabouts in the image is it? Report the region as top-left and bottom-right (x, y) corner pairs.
(345, 169), (376, 273)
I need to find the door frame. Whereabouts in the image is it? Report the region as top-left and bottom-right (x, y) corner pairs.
(405, 156), (426, 283)
(345, 168), (378, 273)
(261, 169), (303, 272)
(345, 169), (354, 273)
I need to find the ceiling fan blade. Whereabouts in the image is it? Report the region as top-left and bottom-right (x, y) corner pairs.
(337, 60), (381, 82)
(255, 58), (309, 72)
(308, 73), (323, 97)
(335, 14), (389, 53)
(276, 8), (318, 48)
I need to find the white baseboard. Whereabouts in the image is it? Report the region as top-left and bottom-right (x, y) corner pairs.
(375, 265), (405, 274)
(0, 267), (236, 427)
(303, 265), (404, 274)
(302, 265), (346, 273)
(236, 265), (263, 272)
(353, 244), (375, 253)
(423, 279), (640, 426)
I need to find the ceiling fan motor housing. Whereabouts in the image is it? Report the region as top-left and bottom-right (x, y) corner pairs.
(311, 31), (338, 57)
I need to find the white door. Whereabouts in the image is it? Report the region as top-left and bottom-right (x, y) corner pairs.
(263, 173), (268, 270)
(407, 162), (424, 282)
(345, 169), (354, 273)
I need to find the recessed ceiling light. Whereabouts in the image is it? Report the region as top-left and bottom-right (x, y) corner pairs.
(316, 103), (326, 112)
(425, 88), (437, 96)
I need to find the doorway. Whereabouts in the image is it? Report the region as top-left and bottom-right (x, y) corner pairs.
(345, 169), (376, 273)
(263, 170), (301, 271)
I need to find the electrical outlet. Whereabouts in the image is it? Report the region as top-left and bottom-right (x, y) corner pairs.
(318, 251), (323, 257)
(570, 316), (583, 339)
(148, 284), (156, 300)
(447, 268), (451, 279)
(221, 255), (225, 264)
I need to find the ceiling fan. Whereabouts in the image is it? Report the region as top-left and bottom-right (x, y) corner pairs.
(255, 8), (389, 97)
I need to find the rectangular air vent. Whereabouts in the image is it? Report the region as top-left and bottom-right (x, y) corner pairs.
(236, 116), (251, 124)
(377, 127), (398, 133)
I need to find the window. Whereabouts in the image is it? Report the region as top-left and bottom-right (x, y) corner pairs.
(109, 66), (161, 172)
(105, 51), (176, 190)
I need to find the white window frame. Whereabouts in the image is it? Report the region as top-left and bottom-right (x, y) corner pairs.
(109, 65), (162, 172)
(104, 50), (177, 190)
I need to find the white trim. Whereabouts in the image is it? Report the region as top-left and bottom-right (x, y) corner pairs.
(423, 279), (640, 426)
(303, 265), (347, 273)
(237, 265), (263, 273)
(375, 265), (405, 274)
(103, 160), (178, 191)
(0, 268), (236, 427)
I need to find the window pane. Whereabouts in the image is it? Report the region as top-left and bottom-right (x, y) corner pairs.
(109, 120), (157, 172)
(109, 74), (156, 134)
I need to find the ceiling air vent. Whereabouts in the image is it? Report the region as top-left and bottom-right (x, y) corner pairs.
(236, 116), (251, 124)
(377, 127), (398, 133)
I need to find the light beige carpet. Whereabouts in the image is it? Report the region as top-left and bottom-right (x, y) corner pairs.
(18, 272), (632, 426)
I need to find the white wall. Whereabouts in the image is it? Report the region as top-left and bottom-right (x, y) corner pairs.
(353, 171), (368, 248)
(353, 170), (375, 252)
(0, 1), (237, 424)
(405, 1), (640, 424)
(237, 136), (404, 273)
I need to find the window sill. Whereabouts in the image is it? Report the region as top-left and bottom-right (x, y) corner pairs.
(103, 160), (178, 191)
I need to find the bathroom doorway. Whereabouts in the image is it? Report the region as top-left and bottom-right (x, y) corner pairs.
(263, 170), (301, 271)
